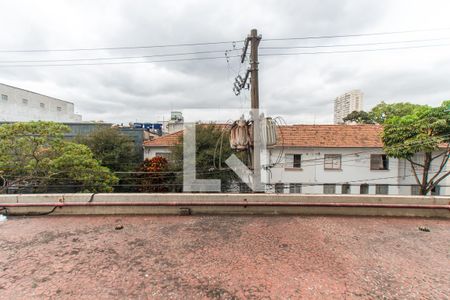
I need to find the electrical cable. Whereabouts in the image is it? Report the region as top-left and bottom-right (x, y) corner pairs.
(260, 37), (450, 50)
(0, 55), (241, 68)
(263, 27), (450, 42)
(0, 48), (242, 64)
(0, 40), (245, 53)
(259, 43), (450, 57)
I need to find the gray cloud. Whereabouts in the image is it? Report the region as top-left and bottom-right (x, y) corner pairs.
(0, 0), (449, 124)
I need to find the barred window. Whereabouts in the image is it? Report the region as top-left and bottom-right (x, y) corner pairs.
(324, 154), (341, 170)
(289, 183), (302, 193)
(285, 154), (302, 168)
(370, 154), (389, 170)
(341, 184), (351, 194)
(411, 185), (420, 195)
(375, 184), (389, 194)
(275, 183), (284, 194)
(323, 184), (336, 194)
(360, 184), (369, 194)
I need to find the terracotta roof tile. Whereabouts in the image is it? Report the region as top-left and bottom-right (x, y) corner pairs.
(277, 124), (383, 148)
(143, 130), (183, 147)
(143, 124), (384, 148)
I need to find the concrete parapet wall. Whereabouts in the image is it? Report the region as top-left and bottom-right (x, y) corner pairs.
(1, 193), (449, 218)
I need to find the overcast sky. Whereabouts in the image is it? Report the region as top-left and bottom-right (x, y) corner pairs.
(1, 0), (450, 124)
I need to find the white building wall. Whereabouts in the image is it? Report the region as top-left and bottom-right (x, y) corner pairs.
(144, 146), (172, 160)
(143, 144), (450, 195)
(0, 83), (82, 122)
(267, 147), (402, 194)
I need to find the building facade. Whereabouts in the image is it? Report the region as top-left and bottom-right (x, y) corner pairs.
(334, 90), (363, 124)
(143, 124), (450, 195)
(0, 83), (82, 122)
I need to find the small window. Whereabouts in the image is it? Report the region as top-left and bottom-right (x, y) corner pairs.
(289, 183), (302, 193)
(375, 184), (389, 195)
(275, 183), (284, 194)
(411, 185), (420, 195)
(370, 154), (389, 170)
(431, 186), (440, 196)
(285, 154), (302, 169)
(360, 184), (369, 194)
(324, 154), (342, 170)
(22, 99), (28, 105)
(40, 103), (45, 108)
(323, 184), (336, 194)
(293, 155), (301, 168)
(1, 94), (7, 101)
(341, 183), (351, 194)
(57, 106), (62, 112)
(155, 152), (170, 159)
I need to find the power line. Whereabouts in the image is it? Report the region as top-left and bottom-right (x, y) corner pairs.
(260, 37), (450, 50)
(263, 27), (450, 42)
(1, 27), (449, 54)
(1, 43), (448, 68)
(0, 40), (244, 53)
(0, 55), (241, 68)
(0, 49), (242, 64)
(259, 43), (450, 57)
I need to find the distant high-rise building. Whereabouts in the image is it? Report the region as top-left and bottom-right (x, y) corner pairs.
(0, 83), (82, 122)
(334, 90), (363, 124)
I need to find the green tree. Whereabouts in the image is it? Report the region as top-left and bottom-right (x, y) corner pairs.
(343, 102), (425, 125)
(382, 103), (450, 195)
(342, 110), (375, 124)
(370, 101), (423, 124)
(75, 127), (140, 172)
(170, 124), (245, 192)
(0, 121), (118, 193)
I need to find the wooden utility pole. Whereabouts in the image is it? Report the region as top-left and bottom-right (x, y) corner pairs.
(249, 29), (262, 191)
(233, 28), (263, 191)
(250, 29), (261, 109)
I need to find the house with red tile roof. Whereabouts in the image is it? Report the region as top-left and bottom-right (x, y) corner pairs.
(143, 124), (449, 195)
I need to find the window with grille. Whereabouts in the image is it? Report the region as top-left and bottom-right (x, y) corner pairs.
(324, 154), (342, 170)
(411, 185), (420, 195)
(22, 99), (28, 105)
(57, 106), (62, 112)
(275, 183), (284, 193)
(370, 154), (389, 170)
(431, 186), (440, 195)
(285, 154), (302, 169)
(323, 184), (336, 194)
(40, 103), (45, 108)
(155, 152), (170, 159)
(360, 184), (369, 194)
(375, 184), (389, 194)
(341, 183), (351, 194)
(1, 94), (7, 101)
(289, 183), (302, 193)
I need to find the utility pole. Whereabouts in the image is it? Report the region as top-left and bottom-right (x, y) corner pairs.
(249, 29), (262, 191)
(250, 29), (260, 110)
(232, 28), (263, 191)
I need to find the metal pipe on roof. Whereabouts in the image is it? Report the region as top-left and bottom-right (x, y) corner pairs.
(1, 202), (449, 210)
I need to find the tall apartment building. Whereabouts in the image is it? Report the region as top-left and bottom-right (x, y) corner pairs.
(333, 90), (363, 124)
(0, 83), (82, 122)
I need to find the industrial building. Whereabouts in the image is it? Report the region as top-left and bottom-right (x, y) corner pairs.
(0, 83), (82, 122)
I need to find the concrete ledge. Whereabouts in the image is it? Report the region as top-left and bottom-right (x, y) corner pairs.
(0, 193), (449, 218)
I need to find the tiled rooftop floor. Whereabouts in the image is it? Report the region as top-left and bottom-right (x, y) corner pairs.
(0, 215), (448, 299)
